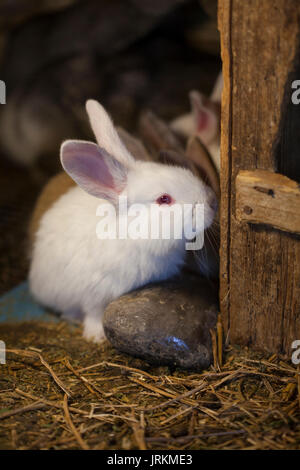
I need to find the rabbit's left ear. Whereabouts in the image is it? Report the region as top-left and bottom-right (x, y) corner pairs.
(60, 140), (128, 202)
(86, 100), (135, 167)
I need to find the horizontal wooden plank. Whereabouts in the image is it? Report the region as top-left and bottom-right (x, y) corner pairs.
(236, 170), (300, 234)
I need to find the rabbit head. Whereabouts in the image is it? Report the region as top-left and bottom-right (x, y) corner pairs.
(61, 100), (217, 248)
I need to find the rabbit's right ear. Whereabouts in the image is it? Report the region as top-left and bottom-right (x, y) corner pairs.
(189, 91), (220, 145)
(86, 100), (134, 167)
(60, 140), (128, 202)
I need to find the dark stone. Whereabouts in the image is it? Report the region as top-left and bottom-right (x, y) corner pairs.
(103, 276), (218, 371)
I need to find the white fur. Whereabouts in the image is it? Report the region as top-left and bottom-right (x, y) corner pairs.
(29, 100), (216, 343)
(86, 100), (133, 166)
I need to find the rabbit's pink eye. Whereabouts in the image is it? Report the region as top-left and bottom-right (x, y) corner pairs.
(156, 194), (173, 205)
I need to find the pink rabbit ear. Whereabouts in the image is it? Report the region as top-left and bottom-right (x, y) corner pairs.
(189, 91), (220, 145)
(60, 140), (128, 202)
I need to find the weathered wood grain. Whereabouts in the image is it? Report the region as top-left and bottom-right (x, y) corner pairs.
(219, 0), (300, 354)
(236, 170), (300, 235)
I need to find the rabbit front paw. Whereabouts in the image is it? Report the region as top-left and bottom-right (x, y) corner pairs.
(83, 316), (105, 343)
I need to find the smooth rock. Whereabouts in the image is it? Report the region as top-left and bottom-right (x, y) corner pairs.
(103, 277), (218, 371)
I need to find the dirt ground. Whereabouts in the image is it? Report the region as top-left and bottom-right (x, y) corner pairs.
(0, 320), (299, 450)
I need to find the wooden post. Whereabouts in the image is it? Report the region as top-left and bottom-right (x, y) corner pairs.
(218, 0), (300, 354)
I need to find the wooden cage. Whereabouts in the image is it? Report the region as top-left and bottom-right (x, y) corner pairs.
(218, 0), (300, 355)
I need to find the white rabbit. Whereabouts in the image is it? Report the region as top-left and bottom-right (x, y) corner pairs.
(29, 100), (217, 343)
(170, 72), (222, 172)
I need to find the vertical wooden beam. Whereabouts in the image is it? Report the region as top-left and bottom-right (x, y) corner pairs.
(218, 0), (232, 335)
(219, 0), (300, 354)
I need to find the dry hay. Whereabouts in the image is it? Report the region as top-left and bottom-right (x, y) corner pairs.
(0, 321), (299, 450)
